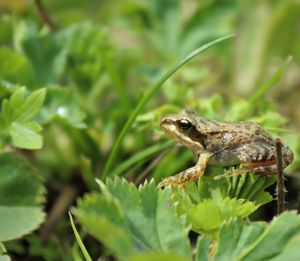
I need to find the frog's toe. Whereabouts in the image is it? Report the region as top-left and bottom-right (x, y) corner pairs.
(214, 168), (251, 180)
(158, 176), (183, 188)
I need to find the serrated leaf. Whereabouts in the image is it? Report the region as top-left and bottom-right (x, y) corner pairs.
(210, 212), (300, 261)
(105, 179), (191, 257)
(194, 175), (275, 207)
(239, 212), (300, 260)
(175, 175), (273, 237)
(0, 207), (45, 242)
(271, 235), (300, 261)
(0, 153), (45, 242)
(10, 122), (43, 149)
(74, 178), (192, 259)
(177, 195), (257, 236)
(214, 218), (265, 261)
(74, 193), (136, 258)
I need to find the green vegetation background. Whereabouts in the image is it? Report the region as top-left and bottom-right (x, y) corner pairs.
(0, 0), (300, 260)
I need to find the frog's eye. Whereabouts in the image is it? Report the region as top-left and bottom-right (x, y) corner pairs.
(178, 119), (192, 131)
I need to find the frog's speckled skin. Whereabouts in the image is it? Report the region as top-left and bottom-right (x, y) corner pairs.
(158, 110), (294, 187)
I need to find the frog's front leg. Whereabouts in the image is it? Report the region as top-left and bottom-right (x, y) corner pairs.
(158, 153), (211, 187)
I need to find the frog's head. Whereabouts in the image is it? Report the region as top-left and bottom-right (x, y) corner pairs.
(160, 109), (205, 152)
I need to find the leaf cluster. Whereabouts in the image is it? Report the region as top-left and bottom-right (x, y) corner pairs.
(0, 87), (46, 149)
(73, 178), (300, 261)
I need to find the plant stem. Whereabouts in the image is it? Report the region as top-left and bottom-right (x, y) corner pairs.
(275, 138), (285, 215)
(69, 212), (92, 261)
(34, 0), (58, 31)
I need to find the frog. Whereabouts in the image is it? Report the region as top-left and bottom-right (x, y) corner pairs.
(158, 109), (294, 187)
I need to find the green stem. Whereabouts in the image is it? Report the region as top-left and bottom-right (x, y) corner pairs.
(69, 212), (92, 261)
(110, 140), (175, 177)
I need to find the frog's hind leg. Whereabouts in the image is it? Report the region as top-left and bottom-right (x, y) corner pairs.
(214, 163), (277, 180)
(158, 153), (211, 187)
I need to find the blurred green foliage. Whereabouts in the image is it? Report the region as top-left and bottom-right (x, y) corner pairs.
(0, 0), (299, 260)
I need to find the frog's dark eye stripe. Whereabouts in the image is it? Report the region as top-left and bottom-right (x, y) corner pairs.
(178, 119), (192, 131)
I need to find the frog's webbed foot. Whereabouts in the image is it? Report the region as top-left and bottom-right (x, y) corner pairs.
(214, 164), (277, 180)
(158, 154), (210, 188)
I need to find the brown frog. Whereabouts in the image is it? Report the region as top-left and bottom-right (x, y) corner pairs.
(158, 109), (294, 187)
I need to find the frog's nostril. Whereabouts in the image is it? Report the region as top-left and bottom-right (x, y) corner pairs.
(161, 118), (173, 125)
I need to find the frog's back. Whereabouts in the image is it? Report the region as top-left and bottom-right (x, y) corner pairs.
(195, 117), (275, 152)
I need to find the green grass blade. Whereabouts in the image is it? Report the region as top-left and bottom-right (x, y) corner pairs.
(102, 34), (235, 178)
(265, 127), (294, 134)
(249, 56), (292, 104)
(68, 212), (92, 261)
(110, 140), (175, 177)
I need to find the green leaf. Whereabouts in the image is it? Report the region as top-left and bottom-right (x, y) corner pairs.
(9, 87), (26, 116)
(0, 153), (45, 242)
(172, 174), (275, 237)
(74, 178), (192, 259)
(0, 207), (45, 242)
(271, 235), (300, 261)
(0, 87), (46, 149)
(186, 175), (275, 207)
(215, 218), (265, 261)
(178, 195), (257, 237)
(74, 193), (136, 258)
(238, 212), (300, 260)
(0, 253), (10, 261)
(12, 88), (46, 122)
(195, 236), (211, 261)
(14, 21), (67, 86)
(209, 212), (300, 261)
(0, 47), (33, 87)
(57, 22), (106, 89)
(38, 87), (86, 128)
(10, 122), (43, 149)
(1, 87), (46, 149)
(129, 253), (190, 261)
(1, 99), (12, 125)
